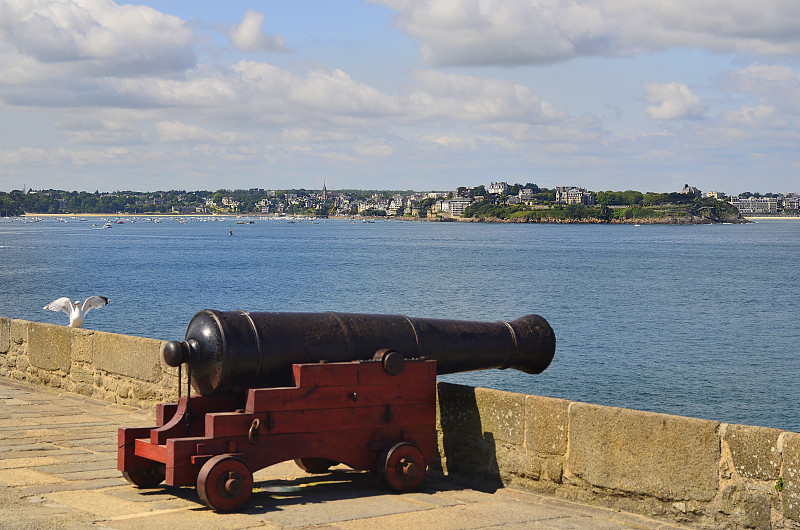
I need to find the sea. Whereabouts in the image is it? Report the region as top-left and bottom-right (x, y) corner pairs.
(1, 215), (798, 432)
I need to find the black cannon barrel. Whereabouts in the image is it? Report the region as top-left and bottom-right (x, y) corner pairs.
(163, 310), (556, 396)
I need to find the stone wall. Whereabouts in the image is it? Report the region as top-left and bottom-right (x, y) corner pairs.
(0, 317), (179, 407)
(2, 317), (798, 528)
(437, 383), (800, 529)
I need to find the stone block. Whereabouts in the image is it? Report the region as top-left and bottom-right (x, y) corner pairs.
(27, 321), (72, 372)
(435, 428), (503, 488)
(522, 454), (563, 483)
(10, 319), (29, 347)
(130, 381), (161, 402)
(436, 382), (480, 435)
(436, 382), (502, 485)
(473, 387), (525, 445)
(525, 395), (570, 455)
(567, 402), (720, 501)
(493, 442), (528, 478)
(781, 432), (800, 522)
(72, 329), (94, 362)
(90, 331), (162, 382)
(70, 364), (94, 385)
(723, 423), (782, 480)
(730, 487), (772, 529)
(0, 316), (9, 353)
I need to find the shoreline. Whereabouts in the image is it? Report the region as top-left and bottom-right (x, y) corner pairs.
(23, 212), (245, 218)
(19, 212), (799, 223)
(743, 216), (800, 220)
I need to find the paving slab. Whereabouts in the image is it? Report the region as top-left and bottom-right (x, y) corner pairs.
(0, 378), (687, 529)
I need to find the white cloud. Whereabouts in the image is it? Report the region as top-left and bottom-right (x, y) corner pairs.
(644, 82), (707, 120)
(545, 142), (579, 153)
(280, 129), (354, 143)
(417, 133), (513, 152)
(354, 140), (394, 157)
(721, 105), (776, 126)
(292, 68), (400, 116)
(374, 0), (800, 65)
(726, 64), (800, 113)
(408, 70), (564, 123)
(420, 135), (479, 150)
(0, 146), (53, 166)
(0, 0), (196, 76)
(155, 121), (251, 144)
(107, 69), (238, 109)
(228, 10), (289, 53)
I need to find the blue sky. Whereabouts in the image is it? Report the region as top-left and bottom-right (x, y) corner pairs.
(1, 0), (798, 194)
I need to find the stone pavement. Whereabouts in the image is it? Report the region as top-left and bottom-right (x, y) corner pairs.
(0, 378), (685, 529)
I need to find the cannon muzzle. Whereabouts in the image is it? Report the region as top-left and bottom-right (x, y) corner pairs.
(164, 311), (555, 396)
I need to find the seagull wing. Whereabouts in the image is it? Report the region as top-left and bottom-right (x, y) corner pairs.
(44, 297), (73, 315)
(80, 296), (110, 315)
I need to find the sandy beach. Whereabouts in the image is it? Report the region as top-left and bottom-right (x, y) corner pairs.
(743, 216), (800, 220)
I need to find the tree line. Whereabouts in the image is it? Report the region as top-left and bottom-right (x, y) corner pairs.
(0, 186), (748, 220)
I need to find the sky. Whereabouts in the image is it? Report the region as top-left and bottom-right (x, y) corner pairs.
(1, 0), (798, 194)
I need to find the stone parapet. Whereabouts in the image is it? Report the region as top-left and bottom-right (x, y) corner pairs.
(1, 317), (798, 528)
(0, 317), (178, 407)
(436, 382), (799, 529)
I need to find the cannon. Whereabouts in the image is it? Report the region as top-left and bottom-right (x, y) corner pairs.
(118, 311), (555, 511)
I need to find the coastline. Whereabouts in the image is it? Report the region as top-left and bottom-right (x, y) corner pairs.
(21, 212), (797, 224)
(23, 212), (240, 218)
(743, 215), (800, 220)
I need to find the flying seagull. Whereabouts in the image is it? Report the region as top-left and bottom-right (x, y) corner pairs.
(43, 296), (110, 328)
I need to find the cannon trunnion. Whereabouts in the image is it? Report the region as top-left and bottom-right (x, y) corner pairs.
(118, 311), (556, 511)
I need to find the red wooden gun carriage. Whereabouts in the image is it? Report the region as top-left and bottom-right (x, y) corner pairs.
(118, 311), (555, 511)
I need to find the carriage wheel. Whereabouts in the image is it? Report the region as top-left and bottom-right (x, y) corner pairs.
(122, 463), (165, 488)
(294, 457), (338, 474)
(378, 442), (426, 492)
(196, 455), (253, 512)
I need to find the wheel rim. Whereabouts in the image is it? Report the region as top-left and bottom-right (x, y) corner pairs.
(197, 455), (253, 511)
(379, 443), (426, 492)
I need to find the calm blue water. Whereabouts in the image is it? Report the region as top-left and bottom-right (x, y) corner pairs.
(1, 216), (798, 432)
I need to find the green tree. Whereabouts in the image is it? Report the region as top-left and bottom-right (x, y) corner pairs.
(416, 197), (436, 217)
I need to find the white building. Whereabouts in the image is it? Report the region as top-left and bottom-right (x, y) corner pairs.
(555, 186), (595, 205)
(221, 197), (240, 211)
(488, 182), (509, 195)
(436, 197), (472, 217)
(730, 196), (778, 214)
(782, 194), (799, 210)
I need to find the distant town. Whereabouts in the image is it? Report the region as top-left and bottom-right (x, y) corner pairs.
(1, 183), (798, 222)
